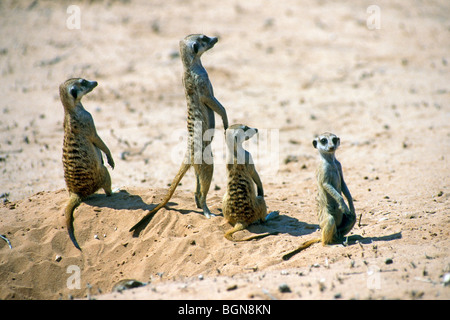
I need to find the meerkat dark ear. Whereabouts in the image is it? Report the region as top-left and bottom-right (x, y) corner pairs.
(192, 42), (199, 54)
(312, 139), (318, 148)
(70, 86), (78, 99)
(333, 137), (340, 145)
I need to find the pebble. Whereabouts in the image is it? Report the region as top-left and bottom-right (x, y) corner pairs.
(112, 279), (145, 293)
(55, 255), (62, 262)
(278, 283), (291, 293)
(443, 273), (450, 286)
(226, 284), (238, 291)
(385, 258), (393, 265)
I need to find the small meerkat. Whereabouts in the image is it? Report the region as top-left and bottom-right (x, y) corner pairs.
(282, 132), (355, 260)
(222, 124), (279, 241)
(60, 78), (115, 250)
(130, 34), (228, 232)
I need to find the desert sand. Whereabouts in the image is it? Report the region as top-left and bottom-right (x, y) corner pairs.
(0, 0), (449, 301)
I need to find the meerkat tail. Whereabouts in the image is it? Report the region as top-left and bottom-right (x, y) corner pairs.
(238, 232), (279, 242)
(224, 223), (277, 242)
(65, 193), (83, 250)
(129, 163), (190, 232)
(224, 222), (246, 241)
(282, 238), (322, 260)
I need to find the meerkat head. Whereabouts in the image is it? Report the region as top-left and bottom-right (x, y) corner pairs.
(180, 34), (218, 65)
(226, 124), (258, 147)
(60, 78), (98, 109)
(313, 132), (340, 154)
(226, 124), (258, 164)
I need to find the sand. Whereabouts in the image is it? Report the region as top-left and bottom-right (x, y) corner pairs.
(0, 0), (449, 300)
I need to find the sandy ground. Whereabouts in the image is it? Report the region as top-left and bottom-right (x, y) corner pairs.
(0, 0), (449, 300)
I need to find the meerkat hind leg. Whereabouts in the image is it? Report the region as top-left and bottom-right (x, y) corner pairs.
(337, 210), (356, 239)
(101, 166), (113, 196)
(319, 208), (338, 245)
(195, 163), (215, 218)
(194, 174), (202, 209)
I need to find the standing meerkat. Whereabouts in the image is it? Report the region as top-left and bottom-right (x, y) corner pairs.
(130, 34), (228, 232)
(60, 78), (115, 250)
(222, 124), (279, 241)
(282, 132), (355, 260)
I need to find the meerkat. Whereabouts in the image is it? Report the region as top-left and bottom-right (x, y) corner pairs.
(129, 34), (228, 232)
(222, 124), (279, 241)
(60, 78), (115, 250)
(282, 132), (355, 260)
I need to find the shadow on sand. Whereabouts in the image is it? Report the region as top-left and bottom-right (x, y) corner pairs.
(83, 189), (207, 237)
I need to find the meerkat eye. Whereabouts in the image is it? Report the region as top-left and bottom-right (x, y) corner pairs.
(80, 79), (88, 86)
(320, 138), (328, 145)
(70, 87), (78, 99)
(192, 43), (199, 54)
(332, 137), (339, 144)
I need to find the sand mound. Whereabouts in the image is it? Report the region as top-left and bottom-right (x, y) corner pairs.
(1, 184), (449, 300)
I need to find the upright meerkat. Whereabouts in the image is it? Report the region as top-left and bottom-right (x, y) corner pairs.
(60, 78), (115, 250)
(282, 132), (355, 260)
(222, 124), (279, 241)
(129, 34), (228, 232)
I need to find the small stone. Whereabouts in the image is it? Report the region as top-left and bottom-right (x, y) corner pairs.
(442, 273), (450, 286)
(226, 284), (238, 291)
(55, 255), (62, 262)
(112, 279), (145, 293)
(385, 258), (393, 265)
(278, 283), (291, 293)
